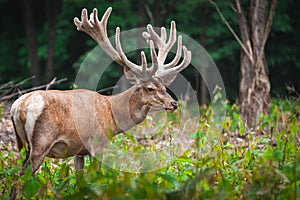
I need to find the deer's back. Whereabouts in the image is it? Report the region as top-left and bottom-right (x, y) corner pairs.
(10, 89), (111, 158)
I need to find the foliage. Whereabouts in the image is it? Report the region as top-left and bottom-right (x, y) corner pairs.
(0, 0), (299, 98)
(1, 100), (299, 199)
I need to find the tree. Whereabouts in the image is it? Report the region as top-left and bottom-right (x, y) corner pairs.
(23, 0), (62, 85)
(1, 0), (298, 99)
(151, 0), (177, 27)
(45, 0), (61, 81)
(199, 2), (209, 105)
(210, 0), (278, 126)
(23, 0), (41, 86)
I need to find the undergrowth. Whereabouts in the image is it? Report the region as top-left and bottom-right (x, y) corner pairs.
(0, 99), (299, 199)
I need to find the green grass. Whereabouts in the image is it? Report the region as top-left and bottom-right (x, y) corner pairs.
(0, 100), (299, 199)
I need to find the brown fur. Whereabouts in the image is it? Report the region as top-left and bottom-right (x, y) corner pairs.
(11, 77), (177, 174)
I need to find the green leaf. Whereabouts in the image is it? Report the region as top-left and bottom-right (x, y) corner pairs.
(22, 177), (41, 199)
(272, 149), (284, 161)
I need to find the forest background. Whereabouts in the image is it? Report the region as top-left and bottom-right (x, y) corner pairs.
(1, 0), (299, 103)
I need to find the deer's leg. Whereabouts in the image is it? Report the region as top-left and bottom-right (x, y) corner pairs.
(23, 142), (51, 175)
(74, 155), (85, 171)
(30, 153), (47, 174)
(74, 155), (85, 182)
(18, 144), (30, 175)
(20, 157), (31, 175)
(12, 118), (24, 152)
(12, 117), (31, 175)
(19, 151), (46, 175)
(19, 143), (32, 176)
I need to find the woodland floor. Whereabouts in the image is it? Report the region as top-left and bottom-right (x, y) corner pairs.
(0, 102), (18, 156)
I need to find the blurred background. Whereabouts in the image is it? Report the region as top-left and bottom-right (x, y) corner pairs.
(0, 0), (299, 102)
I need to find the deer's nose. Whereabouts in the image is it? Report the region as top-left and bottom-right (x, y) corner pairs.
(171, 101), (178, 110)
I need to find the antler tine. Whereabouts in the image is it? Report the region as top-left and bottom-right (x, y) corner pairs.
(74, 7), (191, 85)
(141, 20), (191, 85)
(144, 25), (164, 47)
(164, 35), (183, 68)
(74, 7), (121, 63)
(143, 21), (176, 62)
(74, 7), (159, 83)
(81, 9), (92, 28)
(115, 27), (140, 73)
(172, 45), (192, 72)
(161, 27), (167, 43)
(161, 21), (177, 61)
(140, 51), (147, 77)
(116, 26), (159, 82)
(149, 40), (159, 77)
(99, 8), (109, 36)
(155, 45), (191, 79)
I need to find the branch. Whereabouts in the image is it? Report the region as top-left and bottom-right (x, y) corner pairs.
(0, 77), (67, 102)
(234, 0), (253, 63)
(145, 5), (155, 25)
(97, 85), (119, 93)
(16, 75), (36, 87)
(209, 0), (253, 64)
(254, 0), (278, 69)
(0, 76), (35, 98)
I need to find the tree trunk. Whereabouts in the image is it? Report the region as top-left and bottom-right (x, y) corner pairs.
(235, 0), (276, 127)
(153, 0), (177, 27)
(45, 0), (61, 81)
(23, 0), (41, 86)
(200, 3), (208, 105)
(137, 0), (146, 62)
(153, 0), (163, 27)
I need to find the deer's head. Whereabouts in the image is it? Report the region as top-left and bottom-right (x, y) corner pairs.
(136, 77), (177, 112)
(74, 7), (191, 112)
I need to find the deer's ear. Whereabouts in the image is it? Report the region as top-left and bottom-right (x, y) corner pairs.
(123, 67), (139, 84)
(146, 83), (157, 92)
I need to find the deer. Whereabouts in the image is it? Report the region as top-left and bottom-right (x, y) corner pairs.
(10, 7), (191, 176)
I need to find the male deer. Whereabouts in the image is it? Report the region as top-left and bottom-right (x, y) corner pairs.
(11, 7), (191, 175)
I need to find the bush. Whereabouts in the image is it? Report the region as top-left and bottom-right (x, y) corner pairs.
(1, 100), (299, 199)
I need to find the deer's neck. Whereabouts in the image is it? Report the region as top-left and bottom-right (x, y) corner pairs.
(110, 86), (149, 134)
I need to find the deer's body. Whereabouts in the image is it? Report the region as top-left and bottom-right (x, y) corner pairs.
(11, 89), (110, 173)
(12, 90), (110, 157)
(11, 7), (191, 175)
(11, 79), (178, 174)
